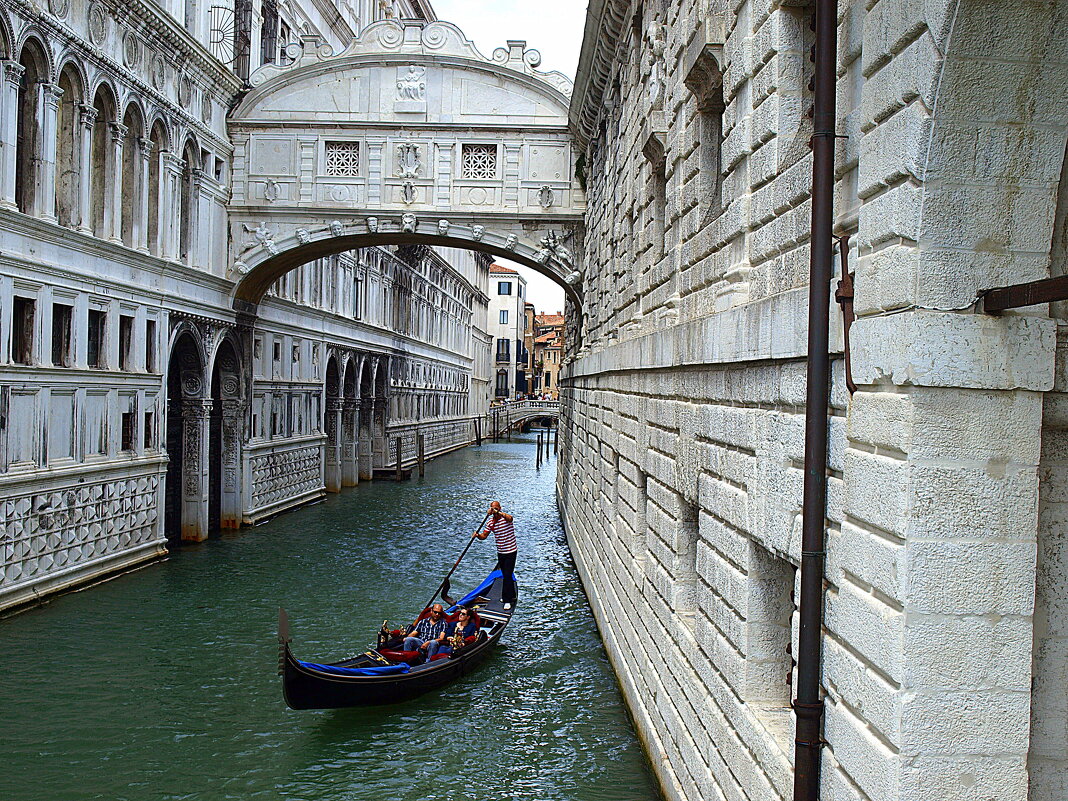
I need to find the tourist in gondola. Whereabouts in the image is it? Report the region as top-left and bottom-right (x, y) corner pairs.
(402, 603), (450, 655)
(426, 606), (478, 659)
(474, 501), (518, 610)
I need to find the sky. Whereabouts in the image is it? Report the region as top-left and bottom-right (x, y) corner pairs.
(429, 0), (588, 313)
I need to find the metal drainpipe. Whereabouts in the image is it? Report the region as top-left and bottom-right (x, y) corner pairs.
(793, 0), (838, 798)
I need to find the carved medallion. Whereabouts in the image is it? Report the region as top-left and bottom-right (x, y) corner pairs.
(149, 55), (166, 91)
(328, 185), (351, 202)
(178, 75), (194, 107)
(201, 94), (213, 125)
(88, 4), (109, 46)
(123, 32), (141, 69)
(48, 0), (70, 19)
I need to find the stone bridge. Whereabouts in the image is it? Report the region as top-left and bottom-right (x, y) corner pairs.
(227, 19), (586, 313)
(488, 400), (560, 437)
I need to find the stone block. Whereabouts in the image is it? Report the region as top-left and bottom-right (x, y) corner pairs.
(901, 611), (1032, 691)
(904, 540), (1036, 615)
(908, 463), (1039, 542)
(899, 689), (1031, 756)
(909, 385), (1042, 462)
(850, 310), (1056, 392)
(844, 449), (909, 536)
(897, 756), (1029, 801)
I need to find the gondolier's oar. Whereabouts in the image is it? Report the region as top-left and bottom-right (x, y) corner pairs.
(422, 511), (492, 612)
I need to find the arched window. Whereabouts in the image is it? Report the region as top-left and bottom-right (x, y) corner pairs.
(120, 104), (144, 248)
(147, 122), (166, 255)
(179, 139), (199, 263)
(55, 65), (82, 228)
(89, 85), (116, 238)
(15, 40), (48, 215)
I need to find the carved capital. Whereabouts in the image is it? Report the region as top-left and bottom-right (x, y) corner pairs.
(40, 81), (63, 108)
(3, 61), (25, 88)
(78, 103), (99, 129)
(138, 136), (155, 160)
(108, 121), (129, 145)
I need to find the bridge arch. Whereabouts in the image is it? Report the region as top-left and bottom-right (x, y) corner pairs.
(226, 18), (585, 314)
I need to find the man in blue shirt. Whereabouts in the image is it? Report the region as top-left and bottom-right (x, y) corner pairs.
(402, 603), (449, 655)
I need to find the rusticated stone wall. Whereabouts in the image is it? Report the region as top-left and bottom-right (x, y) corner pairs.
(561, 1), (1068, 800)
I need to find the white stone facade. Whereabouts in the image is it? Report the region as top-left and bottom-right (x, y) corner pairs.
(560, 2), (1068, 801)
(0, 0), (498, 611)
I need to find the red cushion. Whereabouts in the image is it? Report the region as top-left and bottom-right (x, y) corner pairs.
(378, 649), (422, 666)
(430, 653), (451, 661)
(464, 635), (478, 644)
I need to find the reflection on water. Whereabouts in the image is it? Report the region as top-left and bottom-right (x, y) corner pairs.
(0, 436), (662, 801)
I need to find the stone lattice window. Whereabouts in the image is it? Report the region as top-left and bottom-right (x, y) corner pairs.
(325, 141), (361, 176)
(461, 144), (497, 179)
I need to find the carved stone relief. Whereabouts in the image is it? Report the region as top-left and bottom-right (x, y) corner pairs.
(48, 0), (70, 19)
(401, 213), (417, 233)
(88, 4), (109, 46)
(396, 143), (421, 178)
(123, 32), (141, 69)
(149, 56), (166, 91)
(396, 65), (426, 101)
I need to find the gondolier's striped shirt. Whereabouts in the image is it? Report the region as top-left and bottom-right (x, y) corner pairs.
(486, 515), (517, 554)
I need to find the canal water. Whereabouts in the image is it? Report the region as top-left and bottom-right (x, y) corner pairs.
(0, 436), (662, 801)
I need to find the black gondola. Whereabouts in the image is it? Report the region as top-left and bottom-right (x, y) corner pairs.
(278, 570), (516, 709)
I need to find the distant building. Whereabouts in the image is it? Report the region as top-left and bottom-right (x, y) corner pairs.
(532, 313), (565, 398)
(488, 265), (527, 399)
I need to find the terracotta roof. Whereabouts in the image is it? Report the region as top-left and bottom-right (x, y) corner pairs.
(535, 314), (565, 325)
(535, 333), (556, 343)
(490, 264), (518, 274)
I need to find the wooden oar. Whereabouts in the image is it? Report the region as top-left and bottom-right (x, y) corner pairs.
(421, 510), (492, 613)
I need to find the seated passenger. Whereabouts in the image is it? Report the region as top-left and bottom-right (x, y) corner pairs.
(402, 604), (449, 657)
(426, 607), (479, 659)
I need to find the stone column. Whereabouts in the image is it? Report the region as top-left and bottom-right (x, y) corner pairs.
(76, 103), (97, 233)
(185, 166), (203, 265)
(37, 81), (62, 221)
(136, 136), (153, 252)
(106, 122), (127, 242)
(371, 397), (387, 471)
(180, 399), (211, 542)
(160, 152), (184, 260)
(342, 398), (359, 486)
(324, 398), (343, 493)
(219, 400), (245, 529)
(358, 397), (374, 481)
(0, 61), (25, 210)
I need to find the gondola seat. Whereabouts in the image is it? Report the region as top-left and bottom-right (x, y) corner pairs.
(378, 649), (423, 666)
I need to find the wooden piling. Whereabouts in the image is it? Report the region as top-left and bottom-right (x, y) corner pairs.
(417, 433), (425, 478)
(394, 437), (403, 481)
(536, 433), (542, 468)
(474, 416), (482, 446)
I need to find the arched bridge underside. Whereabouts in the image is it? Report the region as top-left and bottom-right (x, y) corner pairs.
(228, 19), (586, 312)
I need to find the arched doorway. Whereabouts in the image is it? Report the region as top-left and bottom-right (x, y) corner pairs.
(165, 330), (206, 542)
(209, 337), (244, 531)
(342, 357), (359, 486)
(55, 63), (83, 228)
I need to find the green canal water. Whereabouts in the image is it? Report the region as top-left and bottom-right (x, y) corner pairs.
(0, 436), (662, 801)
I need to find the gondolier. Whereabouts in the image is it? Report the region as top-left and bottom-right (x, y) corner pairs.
(474, 501), (518, 610)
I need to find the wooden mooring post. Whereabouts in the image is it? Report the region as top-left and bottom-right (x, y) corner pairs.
(394, 437), (403, 481)
(536, 433), (542, 468)
(417, 433), (425, 478)
(474, 416), (482, 446)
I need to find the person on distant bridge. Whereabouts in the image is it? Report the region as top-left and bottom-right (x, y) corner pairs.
(473, 501), (518, 611)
